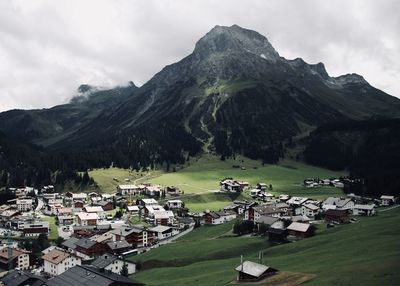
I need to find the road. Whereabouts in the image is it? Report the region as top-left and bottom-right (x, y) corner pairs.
(36, 198), (44, 212)
(137, 226), (194, 253)
(379, 205), (399, 212)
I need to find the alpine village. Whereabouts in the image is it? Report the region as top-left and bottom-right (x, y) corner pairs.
(0, 24), (399, 286)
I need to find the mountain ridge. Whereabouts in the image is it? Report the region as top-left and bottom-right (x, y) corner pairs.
(0, 24), (399, 165)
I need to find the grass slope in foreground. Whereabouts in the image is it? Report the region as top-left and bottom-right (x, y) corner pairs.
(130, 207), (400, 286)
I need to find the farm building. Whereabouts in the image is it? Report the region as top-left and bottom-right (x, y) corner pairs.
(287, 222), (313, 239)
(324, 209), (351, 224)
(235, 260), (278, 282)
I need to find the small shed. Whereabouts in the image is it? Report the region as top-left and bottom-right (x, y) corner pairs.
(235, 260), (278, 281)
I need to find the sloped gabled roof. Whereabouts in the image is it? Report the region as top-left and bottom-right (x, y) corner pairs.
(235, 261), (277, 277)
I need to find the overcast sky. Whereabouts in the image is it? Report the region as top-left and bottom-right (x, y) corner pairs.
(0, 0), (399, 112)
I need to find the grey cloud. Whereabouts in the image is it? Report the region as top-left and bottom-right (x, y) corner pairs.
(0, 0), (399, 111)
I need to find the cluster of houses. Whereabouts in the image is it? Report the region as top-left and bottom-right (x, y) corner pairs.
(116, 184), (182, 197)
(0, 198), (51, 238)
(0, 184), (197, 286)
(213, 191), (396, 242)
(220, 179), (249, 193)
(304, 178), (344, 188)
(249, 183), (273, 200)
(0, 178), (397, 286)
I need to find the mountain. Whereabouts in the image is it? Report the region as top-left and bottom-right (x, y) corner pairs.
(0, 82), (138, 147)
(1, 25), (400, 167)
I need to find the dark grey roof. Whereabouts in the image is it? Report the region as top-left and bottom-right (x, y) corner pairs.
(46, 265), (143, 286)
(73, 225), (96, 231)
(253, 205), (283, 215)
(91, 254), (118, 268)
(1, 270), (46, 286)
(62, 237), (79, 250)
(206, 212), (220, 219)
(258, 216), (279, 226)
(106, 240), (131, 250)
(111, 227), (144, 236)
(95, 201), (111, 206)
(178, 217), (194, 224)
(75, 238), (97, 249)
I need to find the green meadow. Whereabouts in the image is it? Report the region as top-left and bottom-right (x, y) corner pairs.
(130, 207), (400, 286)
(147, 155), (346, 195)
(90, 154), (346, 211)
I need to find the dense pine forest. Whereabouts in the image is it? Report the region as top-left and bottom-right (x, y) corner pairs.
(304, 118), (400, 196)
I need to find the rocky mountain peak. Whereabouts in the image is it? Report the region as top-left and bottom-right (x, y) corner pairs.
(193, 24), (280, 61)
(334, 73), (368, 85)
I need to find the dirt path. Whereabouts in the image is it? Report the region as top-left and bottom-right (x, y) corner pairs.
(228, 271), (316, 286)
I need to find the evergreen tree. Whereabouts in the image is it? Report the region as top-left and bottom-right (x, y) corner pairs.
(120, 261), (129, 277)
(82, 171), (90, 185)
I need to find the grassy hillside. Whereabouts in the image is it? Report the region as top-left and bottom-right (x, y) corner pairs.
(130, 207), (400, 286)
(147, 155), (345, 195)
(88, 168), (161, 193)
(90, 154), (346, 211)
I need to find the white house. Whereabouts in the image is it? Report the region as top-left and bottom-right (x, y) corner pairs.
(58, 215), (74, 226)
(126, 205), (139, 215)
(166, 200), (184, 209)
(300, 203), (320, 218)
(91, 254), (136, 275)
(322, 197), (354, 211)
(250, 189), (262, 197)
(204, 211), (237, 225)
(380, 195), (396, 206)
(220, 179), (242, 193)
(117, 185), (139, 195)
(140, 198), (159, 206)
(76, 212), (99, 226)
(353, 204), (376, 216)
(0, 248), (30, 270)
(149, 225), (177, 240)
(16, 199), (33, 212)
(145, 185), (161, 197)
(279, 194), (290, 202)
(145, 205), (165, 217)
(46, 198), (64, 206)
(84, 206), (106, 219)
(72, 193), (87, 202)
(42, 248), (81, 276)
(153, 210), (175, 225)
